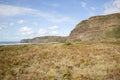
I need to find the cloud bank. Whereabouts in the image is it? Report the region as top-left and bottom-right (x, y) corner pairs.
(38, 25), (59, 36)
(104, 0), (120, 14)
(0, 4), (74, 23)
(0, 4), (36, 17)
(19, 27), (33, 35)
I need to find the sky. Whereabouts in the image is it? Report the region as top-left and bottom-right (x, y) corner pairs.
(0, 0), (120, 41)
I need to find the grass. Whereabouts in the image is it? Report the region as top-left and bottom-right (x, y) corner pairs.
(106, 25), (120, 38)
(0, 41), (120, 80)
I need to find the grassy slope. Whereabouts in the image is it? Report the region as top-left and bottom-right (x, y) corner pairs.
(0, 41), (120, 80)
(106, 25), (120, 38)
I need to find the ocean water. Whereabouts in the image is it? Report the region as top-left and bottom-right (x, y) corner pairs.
(0, 41), (29, 46)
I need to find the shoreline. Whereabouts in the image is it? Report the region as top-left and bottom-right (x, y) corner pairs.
(0, 42), (32, 46)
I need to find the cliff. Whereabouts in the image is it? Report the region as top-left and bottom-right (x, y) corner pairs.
(21, 36), (67, 43)
(67, 13), (120, 41)
(21, 13), (120, 43)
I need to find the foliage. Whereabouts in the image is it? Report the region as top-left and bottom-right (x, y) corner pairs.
(0, 41), (120, 80)
(64, 42), (72, 45)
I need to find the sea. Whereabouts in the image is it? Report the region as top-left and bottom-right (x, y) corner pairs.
(0, 41), (30, 46)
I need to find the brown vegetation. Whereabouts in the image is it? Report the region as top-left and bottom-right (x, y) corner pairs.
(0, 41), (120, 80)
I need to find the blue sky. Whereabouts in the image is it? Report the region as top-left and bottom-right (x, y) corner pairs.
(0, 0), (120, 41)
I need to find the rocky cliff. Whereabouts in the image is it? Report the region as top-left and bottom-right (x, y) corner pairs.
(21, 13), (120, 43)
(21, 36), (67, 43)
(68, 13), (120, 41)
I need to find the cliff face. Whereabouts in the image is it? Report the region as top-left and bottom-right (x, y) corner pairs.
(68, 13), (120, 41)
(21, 13), (120, 43)
(21, 36), (67, 43)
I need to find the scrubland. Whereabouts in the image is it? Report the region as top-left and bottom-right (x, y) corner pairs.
(0, 41), (120, 80)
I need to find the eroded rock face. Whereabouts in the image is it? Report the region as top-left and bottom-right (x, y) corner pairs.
(21, 13), (120, 43)
(67, 13), (120, 41)
(21, 36), (67, 43)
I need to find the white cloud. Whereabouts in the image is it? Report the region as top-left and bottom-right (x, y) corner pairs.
(0, 4), (75, 23)
(88, 7), (96, 17)
(32, 22), (39, 26)
(38, 28), (48, 35)
(90, 7), (96, 11)
(19, 27), (33, 35)
(9, 22), (14, 26)
(17, 20), (25, 24)
(38, 25), (60, 36)
(0, 25), (6, 30)
(50, 17), (72, 23)
(60, 32), (69, 36)
(104, 0), (120, 14)
(36, 12), (73, 23)
(50, 31), (58, 35)
(0, 4), (36, 17)
(81, 1), (87, 8)
(49, 25), (59, 30)
(80, 2), (96, 17)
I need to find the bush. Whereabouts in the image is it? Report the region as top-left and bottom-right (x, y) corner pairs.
(64, 42), (72, 45)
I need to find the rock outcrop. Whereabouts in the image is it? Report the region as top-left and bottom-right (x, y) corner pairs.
(67, 13), (120, 41)
(21, 36), (67, 43)
(21, 13), (120, 43)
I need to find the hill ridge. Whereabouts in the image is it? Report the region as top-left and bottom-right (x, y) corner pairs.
(67, 13), (120, 41)
(21, 13), (120, 43)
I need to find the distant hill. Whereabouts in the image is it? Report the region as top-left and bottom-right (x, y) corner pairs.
(67, 13), (120, 41)
(21, 36), (67, 43)
(21, 13), (120, 43)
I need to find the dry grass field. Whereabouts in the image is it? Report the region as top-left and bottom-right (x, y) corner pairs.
(0, 41), (120, 80)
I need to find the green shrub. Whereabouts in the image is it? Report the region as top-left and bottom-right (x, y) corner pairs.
(64, 42), (72, 45)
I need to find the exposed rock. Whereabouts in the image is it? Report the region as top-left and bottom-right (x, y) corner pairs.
(21, 36), (67, 43)
(21, 13), (120, 43)
(67, 13), (120, 41)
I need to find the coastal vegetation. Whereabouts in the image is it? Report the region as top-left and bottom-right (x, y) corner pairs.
(0, 13), (120, 80)
(0, 41), (120, 80)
